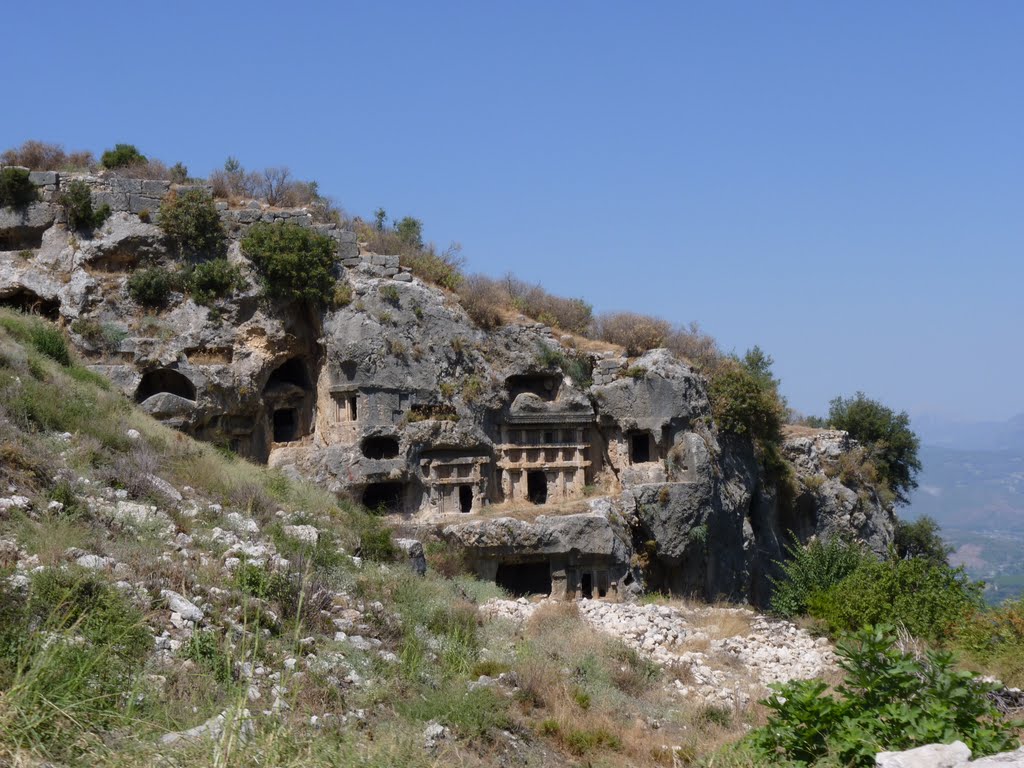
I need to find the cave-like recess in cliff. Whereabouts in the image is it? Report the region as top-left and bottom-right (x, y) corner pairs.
(0, 289), (60, 321)
(496, 562), (552, 596)
(361, 436), (400, 460)
(362, 482), (405, 513)
(135, 368), (197, 403)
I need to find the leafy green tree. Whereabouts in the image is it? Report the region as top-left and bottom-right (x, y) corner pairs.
(743, 345), (779, 390)
(157, 189), (227, 259)
(395, 216), (423, 247)
(827, 392), (921, 505)
(894, 515), (950, 564)
(373, 207), (387, 231)
(241, 221), (337, 305)
(127, 267), (177, 307)
(100, 143), (146, 169)
(709, 353), (785, 442)
(187, 259), (245, 305)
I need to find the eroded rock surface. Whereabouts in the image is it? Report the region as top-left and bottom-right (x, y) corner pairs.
(0, 170), (896, 604)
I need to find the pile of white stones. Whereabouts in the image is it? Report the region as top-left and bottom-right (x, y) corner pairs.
(483, 597), (834, 708)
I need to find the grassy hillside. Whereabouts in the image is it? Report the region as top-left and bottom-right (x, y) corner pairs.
(0, 309), (752, 767)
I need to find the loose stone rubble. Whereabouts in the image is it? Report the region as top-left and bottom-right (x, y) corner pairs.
(483, 597), (834, 707)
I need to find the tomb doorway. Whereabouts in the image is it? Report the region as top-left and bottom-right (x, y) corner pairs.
(527, 471), (547, 505)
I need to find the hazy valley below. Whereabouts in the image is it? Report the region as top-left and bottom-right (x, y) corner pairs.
(908, 415), (1024, 602)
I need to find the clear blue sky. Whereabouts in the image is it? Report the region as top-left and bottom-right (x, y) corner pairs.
(4, 2), (1022, 423)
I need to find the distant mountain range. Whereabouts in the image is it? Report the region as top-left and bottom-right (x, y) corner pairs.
(912, 412), (1024, 453)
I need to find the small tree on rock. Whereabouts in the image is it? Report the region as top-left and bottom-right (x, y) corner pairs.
(241, 221), (337, 305)
(827, 392), (921, 506)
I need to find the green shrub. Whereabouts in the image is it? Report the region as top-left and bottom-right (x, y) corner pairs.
(59, 179), (110, 231)
(234, 562), (294, 604)
(808, 556), (983, 643)
(709, 356), (786, 442)
(157, 188), (227, 259)
(182, 630), (233, 683)
(331, 280), (353, 309)
(169, 161), (189, 183)
(955, 598), (1024, 688)
(358, 518), (397, 562)
(535, 343), (594, 388)
(748, 624), (1019, 766)
(27, 325), (71, 366)
(187, 258), (244, 305)
(770, 535), (866, 618)
(564, 726), (621, 755)
(241, 221), (337, 304)
(69, 319), (127, 349)
(100, 143), (146, 169)
(127, 267), (177, 307)
(0, 167), (37, 208)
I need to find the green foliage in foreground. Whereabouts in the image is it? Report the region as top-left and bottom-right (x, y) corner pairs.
(748, 625), (1020, 767)
(0, 569), (151, 760)
(241, 221), (337, 305)
(811, 556), (982, 644)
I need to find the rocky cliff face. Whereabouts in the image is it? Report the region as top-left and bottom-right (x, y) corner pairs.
(0, 169), (894, 604)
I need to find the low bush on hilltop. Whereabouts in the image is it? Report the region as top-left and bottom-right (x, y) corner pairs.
(1, 140), (94, 171)
(815, 392), (922, 507)
(592, 311), (671, 355)
(241, 221), (338, 305)
(209, 157), (342, 222)
(746, 624), (1020, 766)
(158, 188), (227, 259)
(355, 212), (464, 291)
(101, 143), (146, 169)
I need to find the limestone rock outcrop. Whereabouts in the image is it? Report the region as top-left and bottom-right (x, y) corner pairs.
(0, 169), (896, 604)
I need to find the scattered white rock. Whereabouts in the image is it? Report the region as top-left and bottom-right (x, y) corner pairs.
(161, 589), (204, 623)
(282, 524), (320, 545)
